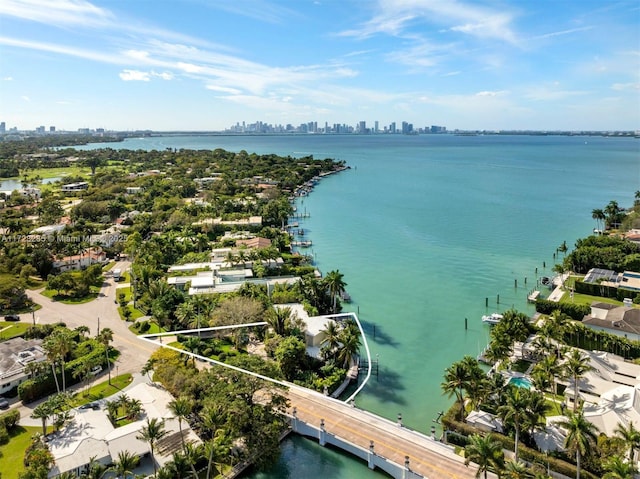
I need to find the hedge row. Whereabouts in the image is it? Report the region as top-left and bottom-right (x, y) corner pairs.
(535, 299), (590, 321)
(574, 280), (640, 302)
(18, 348), (106, 403)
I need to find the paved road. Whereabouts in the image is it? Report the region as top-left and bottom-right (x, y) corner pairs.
(21, 260), (158, 378)
(287, 388), (496, 479)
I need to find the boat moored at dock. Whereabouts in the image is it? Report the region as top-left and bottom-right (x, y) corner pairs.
(481, 312), (503, 325)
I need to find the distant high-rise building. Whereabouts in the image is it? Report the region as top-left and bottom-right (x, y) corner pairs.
(36, 125), (45, 134)
(390, 122), (396, 134)
(0, 122), (5, 133)
(358, 121), (366, 134)
(49, 126), (55, 133)
(374, 121), (379, 133)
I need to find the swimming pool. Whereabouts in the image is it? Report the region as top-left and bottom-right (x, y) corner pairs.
(508, 376), (533, 389)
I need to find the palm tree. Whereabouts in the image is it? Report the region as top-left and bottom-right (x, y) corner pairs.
(557, 412), (599, 479)
(336, 322), (361, 368)
(497, 386), (530, 462)
(204, 429), (232, 479)
(80, 456), (108, 479)
(109, 450), (140, 478)
(441, 361), (471, 421)
(324, 270), (347, 313)
(176, 301), (196, 330)
(319, 320), (341, 360)
(137, 417), (168, 477)
(592, 208), (605, 232)
(158, 451), (193, 479)
(502, 460), (535, 479)
(266, 306), (291, 336)
(47, 328), (74, 393)
(464, 433), (504, 479)
(564, 348), (593, 412)
(602, 454), (637, 479)
(614, 421), (640, 463)
(96, 328), (114, 385)
(31, 402), (52, 436)
(168, 396), (193, 450)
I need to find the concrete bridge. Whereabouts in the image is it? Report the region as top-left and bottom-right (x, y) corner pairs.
(286, 387), (480, 479)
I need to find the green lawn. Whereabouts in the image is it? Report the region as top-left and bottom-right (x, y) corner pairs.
(0, 322), (31, 340)
(118, 304), (144, 321)
(69, 373), (133, 407)
(116, 286), (132, 303)
(561, 292), (623, 307)
(129, 320), (164, 335)
(0, 426), (43, 479)
(41, 288), (99, 304)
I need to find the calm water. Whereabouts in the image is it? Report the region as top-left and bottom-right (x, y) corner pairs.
(79, 134), (639, 478)
(0, 177), (62, 191)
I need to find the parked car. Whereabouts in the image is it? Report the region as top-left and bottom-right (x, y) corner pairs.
(90, 366), (103, 376)
(4, 314), (20, 321)
(0, 398), (9, 409)
(79, 402), (100, 410)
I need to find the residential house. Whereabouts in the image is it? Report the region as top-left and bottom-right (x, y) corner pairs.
(582, 302), (640, 341)
(47, 382), (201, 477)
(53, 247), (107, 272)
(61, 182), (89, 193)
(0, 338), (46, 395)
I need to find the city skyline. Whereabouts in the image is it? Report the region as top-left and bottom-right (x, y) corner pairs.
(1, 0), (639, 132)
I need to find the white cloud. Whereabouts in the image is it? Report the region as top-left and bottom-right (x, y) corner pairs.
(611, 82), (640, 91)
(21, 95), (30, 101)
(2, 76), (12, 81)
(532, 26), (593, 40)
(338, 0), (518, 44)
(152, 71), (174, 80)
(0, 0), (113, 27)
(206, 85), (242, 94)
(119, 70), (150, 81)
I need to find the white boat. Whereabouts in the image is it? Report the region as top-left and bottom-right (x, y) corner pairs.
(482, 313), (504, 325)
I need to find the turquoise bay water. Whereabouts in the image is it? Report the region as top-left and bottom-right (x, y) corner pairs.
(80, 134), (639, 478)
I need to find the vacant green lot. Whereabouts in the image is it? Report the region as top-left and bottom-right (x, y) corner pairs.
(0, 426), (42, 479)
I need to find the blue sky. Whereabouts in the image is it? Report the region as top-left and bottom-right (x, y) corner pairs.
(1, 0), (639, 131)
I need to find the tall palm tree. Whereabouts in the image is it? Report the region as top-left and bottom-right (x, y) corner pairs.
(564, 348), (593, 412)
(109, 450), (140, 479)
(442, 361), (472, 421)
(168, 397), (193, 450)
(614, 421), (640, 463)
(592, 208), (605, 232)
(137, 417), (168, 477)
(45, 328), (74, 393)
(602, 454), (637, 479)
(464, 433), (504, 479)
(324, 270), (347, 313)
(97, 328), (114, 385)
(497, 386), (530, 462)
(557, 412), (599, 479)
